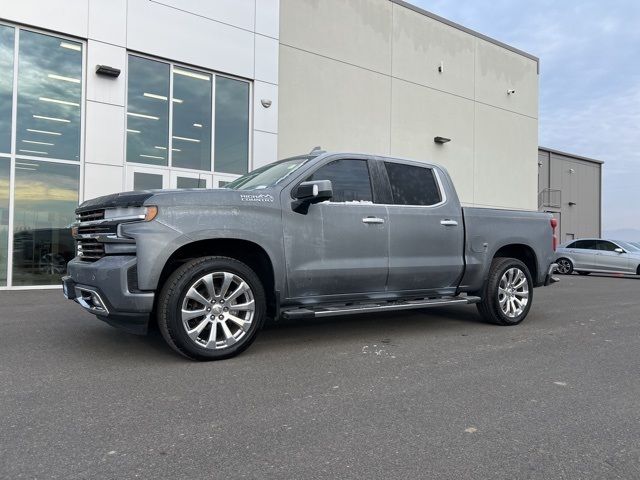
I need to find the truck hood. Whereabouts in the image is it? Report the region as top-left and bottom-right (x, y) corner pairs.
(77, 188), (279, 213)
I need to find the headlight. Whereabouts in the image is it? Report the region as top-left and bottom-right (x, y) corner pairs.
(104, 205), (158, 222)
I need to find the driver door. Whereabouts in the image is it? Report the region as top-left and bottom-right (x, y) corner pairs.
(282, 158), (389, 299)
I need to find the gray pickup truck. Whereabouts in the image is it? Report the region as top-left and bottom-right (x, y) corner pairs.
(63, 150), (558, 360)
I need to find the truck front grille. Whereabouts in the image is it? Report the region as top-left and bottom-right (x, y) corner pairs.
(77, 239), (106, 262)
(77, 209), (105, 222)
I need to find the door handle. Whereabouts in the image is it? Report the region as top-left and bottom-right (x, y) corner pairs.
(440, 219), (458, 226)
(362, 216), (385, 225)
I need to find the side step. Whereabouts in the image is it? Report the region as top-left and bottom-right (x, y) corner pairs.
(281, 295), (481, 320)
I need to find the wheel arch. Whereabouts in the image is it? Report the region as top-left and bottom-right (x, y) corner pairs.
(493, 243), (538, 283)
(156, 238), (277, 318)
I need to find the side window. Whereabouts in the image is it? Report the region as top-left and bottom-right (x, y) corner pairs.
(384, 162), (442, 206)
(566, 241), (577, 249)
(574, 240), (596, 250)
(596, 241), (618, 252)
(307, 159), (373, 203)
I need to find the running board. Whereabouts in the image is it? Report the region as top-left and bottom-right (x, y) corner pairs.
(281, 296), (481, 320)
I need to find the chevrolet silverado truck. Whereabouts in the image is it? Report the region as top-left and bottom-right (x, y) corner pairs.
(63, 151), (559, 360)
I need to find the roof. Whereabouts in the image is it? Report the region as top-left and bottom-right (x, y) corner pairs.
(390, 0), (540, 71)
(539, 146), (605, 165)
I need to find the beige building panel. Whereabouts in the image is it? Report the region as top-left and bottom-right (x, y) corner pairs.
(390, 79), (474, 203)
(278, 45), (391, 158)
(474, 103), (538, 210)
(475, 38), (538, 118)
(279, 0), (392, 74)
(392, 4), (475, 99)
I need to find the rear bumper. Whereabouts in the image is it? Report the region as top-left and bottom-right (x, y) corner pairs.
(63, 256), (155, 335)
(544, 262), (560, 286)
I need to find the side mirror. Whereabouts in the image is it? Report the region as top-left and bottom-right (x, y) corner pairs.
(614, 248), (624, 254)
(293, 180), (333, 203)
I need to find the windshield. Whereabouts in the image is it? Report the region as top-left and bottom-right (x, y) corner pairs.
(616, 240), (640, 252)
(225, 156), (311, 190)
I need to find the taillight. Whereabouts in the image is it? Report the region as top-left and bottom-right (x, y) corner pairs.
(550, 218), (558, 251)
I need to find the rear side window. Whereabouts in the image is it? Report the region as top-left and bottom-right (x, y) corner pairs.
(573, 240), (597, 249)
(384, 162), (442, 206)
(307, 159), (373, 203)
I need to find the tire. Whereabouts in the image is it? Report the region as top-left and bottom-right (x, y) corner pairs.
(157, 256), (266, 361)
(636, 265), (640, 276)
(577, 271), (590, 276)
(555, 258), (574, 275)
(476, 257), (534, 326)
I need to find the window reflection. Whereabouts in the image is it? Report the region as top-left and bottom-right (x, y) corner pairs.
(126, 56), (170, 166)
(0, 158), (9, 285)
(176, 176), (206, 189)
(133, 172), (163, 190)
(172, 67), (212, 170)
(12, 160), (78, 285)
(0, 26), (14, 154)
(16, 31), (82, 161)
(214, 77), (249, 175)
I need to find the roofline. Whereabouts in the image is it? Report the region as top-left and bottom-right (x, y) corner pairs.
(390, 0), (540, 73)
(538, 146), (605, 165)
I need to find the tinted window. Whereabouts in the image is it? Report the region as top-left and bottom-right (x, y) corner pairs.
(596, 241), (619, 252)
(566, 241), (577, 248)
(573, 240), (597, 250)
(384, 162), (441, 206)
(214, 77), (250, 175)
(308, 159), (372, 203)
(0, 25), (14, 154)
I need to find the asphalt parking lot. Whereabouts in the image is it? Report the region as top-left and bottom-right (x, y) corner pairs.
(1, 274), (639, 479)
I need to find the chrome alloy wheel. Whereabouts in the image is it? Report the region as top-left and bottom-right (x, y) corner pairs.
(181, 272), (255, 349)
(498, 267), (529, 318)
(556, 259), (572, 274)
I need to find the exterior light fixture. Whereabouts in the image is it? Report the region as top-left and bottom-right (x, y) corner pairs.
(507, 89), (516, 95)
(261, 99), (272, 108)
(434, 136), (451, 144)
(438, 61), (444, 73)
(96, 65), (121, 77)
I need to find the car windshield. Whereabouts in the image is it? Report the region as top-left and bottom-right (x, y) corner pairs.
(616, 240), (640, 252)
(225, 156), (311, 190)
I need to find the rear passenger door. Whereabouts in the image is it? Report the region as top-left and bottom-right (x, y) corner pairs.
(566, 239), (597, 270)
(381, 161), (464, 294)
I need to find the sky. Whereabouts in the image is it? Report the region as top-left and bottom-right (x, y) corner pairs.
(413, 0), (640, 233)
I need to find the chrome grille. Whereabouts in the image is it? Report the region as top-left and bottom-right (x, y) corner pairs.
(77, 209), (105, 222)
(77, 240), (105, 262)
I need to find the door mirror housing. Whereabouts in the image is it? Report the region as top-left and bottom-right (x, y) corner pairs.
(294, 180), (333, 203)
(614, 247), (624, 254)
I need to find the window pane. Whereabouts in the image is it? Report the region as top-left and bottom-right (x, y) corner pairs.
(0, 158), (9, 285)
(16, 31), (82, 161)
(0, 26), (14, 154)
(176, 176), (206, 189)
(214, 77), (249, 175)
(126, 56), (169, 166)
(308, 159), (372, 203)
(172, 67), (212, 170)
(596, 241), (617, 252)
(133, 172), (163, 190)
(12, 160), (78, 285)
(384, 162), (441, 206)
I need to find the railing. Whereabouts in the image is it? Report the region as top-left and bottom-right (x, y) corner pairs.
(538, 188), (561, 209)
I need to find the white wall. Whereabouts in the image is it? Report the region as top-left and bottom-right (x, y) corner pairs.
(1, 0), (280, 200)
(279, 0), (539, 211)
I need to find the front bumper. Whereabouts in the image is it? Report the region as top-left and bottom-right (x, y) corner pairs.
(63, 256), (155, 335)
(544, 262), (560, 286)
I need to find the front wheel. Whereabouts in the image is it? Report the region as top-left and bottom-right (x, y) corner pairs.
(157, 256), (266, 361)
(477, 258), (533, 326)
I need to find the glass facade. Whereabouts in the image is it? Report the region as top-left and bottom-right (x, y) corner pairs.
(126, 55), (250, 177)
(0, 25), (83, 287)
(16, 31), (82, 161)
(214, 76), (250, 175)
(12, 161), (78, 285)
(0, 25), (14, 154)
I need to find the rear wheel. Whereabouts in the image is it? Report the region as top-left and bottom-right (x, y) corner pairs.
(556, 258), (573, 275)
(157, 256), (266, 361)
(477, 257), (533, 326)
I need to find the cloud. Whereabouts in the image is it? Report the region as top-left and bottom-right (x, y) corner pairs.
(410, 0), (640, 230)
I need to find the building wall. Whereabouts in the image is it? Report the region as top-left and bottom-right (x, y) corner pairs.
(278, 0), (539, 210)
(538, 147), (602, 242)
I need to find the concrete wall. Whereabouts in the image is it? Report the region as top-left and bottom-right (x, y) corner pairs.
(538, 148), (602, 241)
(1, 0), (280, 200)
(278, 0), (539, 210)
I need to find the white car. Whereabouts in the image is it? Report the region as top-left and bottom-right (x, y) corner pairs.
(555, 238), (640, 276)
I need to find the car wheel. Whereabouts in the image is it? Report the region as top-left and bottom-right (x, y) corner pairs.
(555, 258), (574, 275)
(157, 256), (266, 361)
(477, 257), (533, 326)
(637, 265), (640, 276)
(577, 271), (590, 276)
